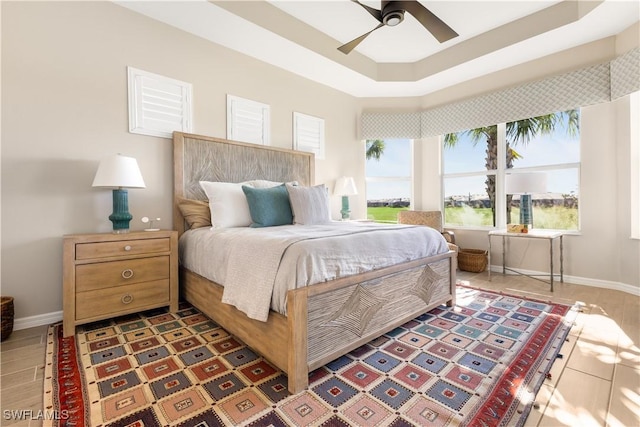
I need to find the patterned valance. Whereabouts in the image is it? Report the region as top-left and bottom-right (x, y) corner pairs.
(611, 47), (640, 100)
(362, 47), (639, 139)
(360, 112), (421, 139)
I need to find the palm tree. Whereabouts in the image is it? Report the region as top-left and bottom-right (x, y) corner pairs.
(366, 139), (385, 161)
(444, 110), (579, 225)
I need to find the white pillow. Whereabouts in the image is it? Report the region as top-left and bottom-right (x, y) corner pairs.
(286, 183), (331, 225)
(199, 181), (252, 228)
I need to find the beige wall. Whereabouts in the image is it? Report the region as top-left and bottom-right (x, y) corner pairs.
(2, 2), (638, 324)
(1, 1), (363, 320)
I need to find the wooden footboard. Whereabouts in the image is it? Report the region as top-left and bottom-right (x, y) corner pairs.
(181, 250), (456, 394)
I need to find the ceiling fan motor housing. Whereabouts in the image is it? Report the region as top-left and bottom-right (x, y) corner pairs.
(382, 1), (405, 26)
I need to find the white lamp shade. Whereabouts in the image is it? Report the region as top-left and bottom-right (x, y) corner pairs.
(334, 176), (358, 196)
(506, 172), (547, 194)
(92, 154), (146, 188)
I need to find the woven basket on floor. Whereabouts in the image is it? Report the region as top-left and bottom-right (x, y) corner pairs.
(1, 296), (14, 341)
(458, 249), (488, 273)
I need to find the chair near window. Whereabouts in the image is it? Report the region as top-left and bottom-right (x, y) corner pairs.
(397, 210), (458, 254)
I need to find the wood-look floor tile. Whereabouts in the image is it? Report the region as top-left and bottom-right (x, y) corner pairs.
(539, 367), (611, 426)
(1, 367), (39, 391)
(606, 363), (640, 427)
(566, 336), (616, 381)
(0, 343), (45, 371)
(1, 381), (44, 426)
(0, 335), (43, 352)
(524, 383), (554, 427)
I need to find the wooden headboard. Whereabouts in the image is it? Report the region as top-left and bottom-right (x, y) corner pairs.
(173, 132), (315, 234)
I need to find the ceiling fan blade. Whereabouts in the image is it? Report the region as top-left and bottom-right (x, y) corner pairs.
(338, 23), (385, 54)
(400, 1), (458, 42)
(351, 0), (383, 23)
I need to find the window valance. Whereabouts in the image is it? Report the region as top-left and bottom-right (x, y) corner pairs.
(362, 47), (639, 139)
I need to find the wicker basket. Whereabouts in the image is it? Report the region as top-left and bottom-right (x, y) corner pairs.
(458, 249), (488, 273)
(1, 296), (15, 341)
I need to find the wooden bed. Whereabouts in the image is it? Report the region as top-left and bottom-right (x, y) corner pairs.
(172, 131), (457, 393)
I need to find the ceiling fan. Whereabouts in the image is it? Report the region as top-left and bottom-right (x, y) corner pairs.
(338, 0), (458, 54)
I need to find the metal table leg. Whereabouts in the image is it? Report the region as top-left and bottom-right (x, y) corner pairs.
(560, 235), (564, 283)
(502, 235), (506, 275)
(488, 234), (492, 281)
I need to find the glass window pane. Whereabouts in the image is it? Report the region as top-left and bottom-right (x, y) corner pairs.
(366, 139), (412, 223)
(506, 112), (580, 168)
(444, 175), (495, 227)
(366, 139), (411, 177)
(366, 180), (411, 222)
(506, 168), (579, 230)
(443, 127), (497, 174)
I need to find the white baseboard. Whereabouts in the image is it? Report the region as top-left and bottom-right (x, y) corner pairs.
(488, 265), (640, 296)
(13, 310), (62, 331)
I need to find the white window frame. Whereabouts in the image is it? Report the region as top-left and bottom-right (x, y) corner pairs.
(442, 121), (581, 232)
(226, 95), (270, 146)
(293, 112), (325, 160)
(127, 67), (192, 139)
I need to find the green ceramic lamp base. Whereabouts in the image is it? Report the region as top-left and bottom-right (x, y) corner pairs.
(340, 195), (351, 220)
(109, 188), (133, 233)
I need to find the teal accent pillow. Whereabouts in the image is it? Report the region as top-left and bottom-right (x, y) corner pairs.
(242, 184), (293, 227)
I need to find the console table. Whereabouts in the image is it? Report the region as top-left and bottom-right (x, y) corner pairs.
(488, 229), (564, 291)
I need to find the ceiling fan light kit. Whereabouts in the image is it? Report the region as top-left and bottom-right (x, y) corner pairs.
(339, 0), (458, 54)
(383, 9), (404, 26)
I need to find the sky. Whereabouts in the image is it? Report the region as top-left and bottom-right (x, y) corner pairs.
(365, 139), (412, 200)
(365, 123), (581, 200)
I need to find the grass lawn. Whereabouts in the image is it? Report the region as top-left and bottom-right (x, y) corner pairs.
(366, 206), (409, 222)
(444, 206), (579, 230)
(367, 205), (578, 230)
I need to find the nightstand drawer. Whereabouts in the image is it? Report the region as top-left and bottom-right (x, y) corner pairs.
(76, 256), (169, 292)
(63, 230), (178, 337)
(76, 238), (170, 260)
(75, 279), (170, 320)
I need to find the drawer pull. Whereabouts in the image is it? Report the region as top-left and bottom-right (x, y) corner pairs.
(121, 269), (134, 279)
(124, 245), (132, 251)
(121, 294), (134, 304)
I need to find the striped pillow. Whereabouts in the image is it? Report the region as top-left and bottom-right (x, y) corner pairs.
(286, 184), (331, 225)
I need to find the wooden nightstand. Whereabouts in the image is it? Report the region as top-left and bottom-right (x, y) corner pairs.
(62, 230), (178, 337)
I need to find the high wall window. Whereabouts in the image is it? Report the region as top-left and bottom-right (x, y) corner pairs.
(365, 139), (412, 222)
(442, 110), (581, 230)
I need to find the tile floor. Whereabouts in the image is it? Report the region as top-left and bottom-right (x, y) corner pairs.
(0, 272), (638, 426)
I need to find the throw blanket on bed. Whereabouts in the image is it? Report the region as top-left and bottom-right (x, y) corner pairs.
(222, 223), (412, 321)
(222, 225), (396, 322)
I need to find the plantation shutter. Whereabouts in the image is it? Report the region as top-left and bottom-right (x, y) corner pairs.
(293, 112), (325, 160)
(227, 95), (271, 146)
(127, 67), (192, 139)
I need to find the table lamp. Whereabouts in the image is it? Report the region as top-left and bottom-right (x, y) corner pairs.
(92, 154), (146, 233)
(334, 176), (358, 220)
(506, 172), (547, 228)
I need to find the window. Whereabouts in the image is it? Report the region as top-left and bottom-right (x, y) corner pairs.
(226, 95), (270, 145)
(443, 110), (581, 231)
(365, 139), (412, 222)
(443, 128), (496, 227)
(293, 112), (325, 160)
(127, 67), (192, 138)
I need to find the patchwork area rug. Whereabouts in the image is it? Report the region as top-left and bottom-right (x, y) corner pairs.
(44, 286), (577, 426)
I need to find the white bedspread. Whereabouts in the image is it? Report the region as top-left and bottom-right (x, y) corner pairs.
(179, 222), (449, 321)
